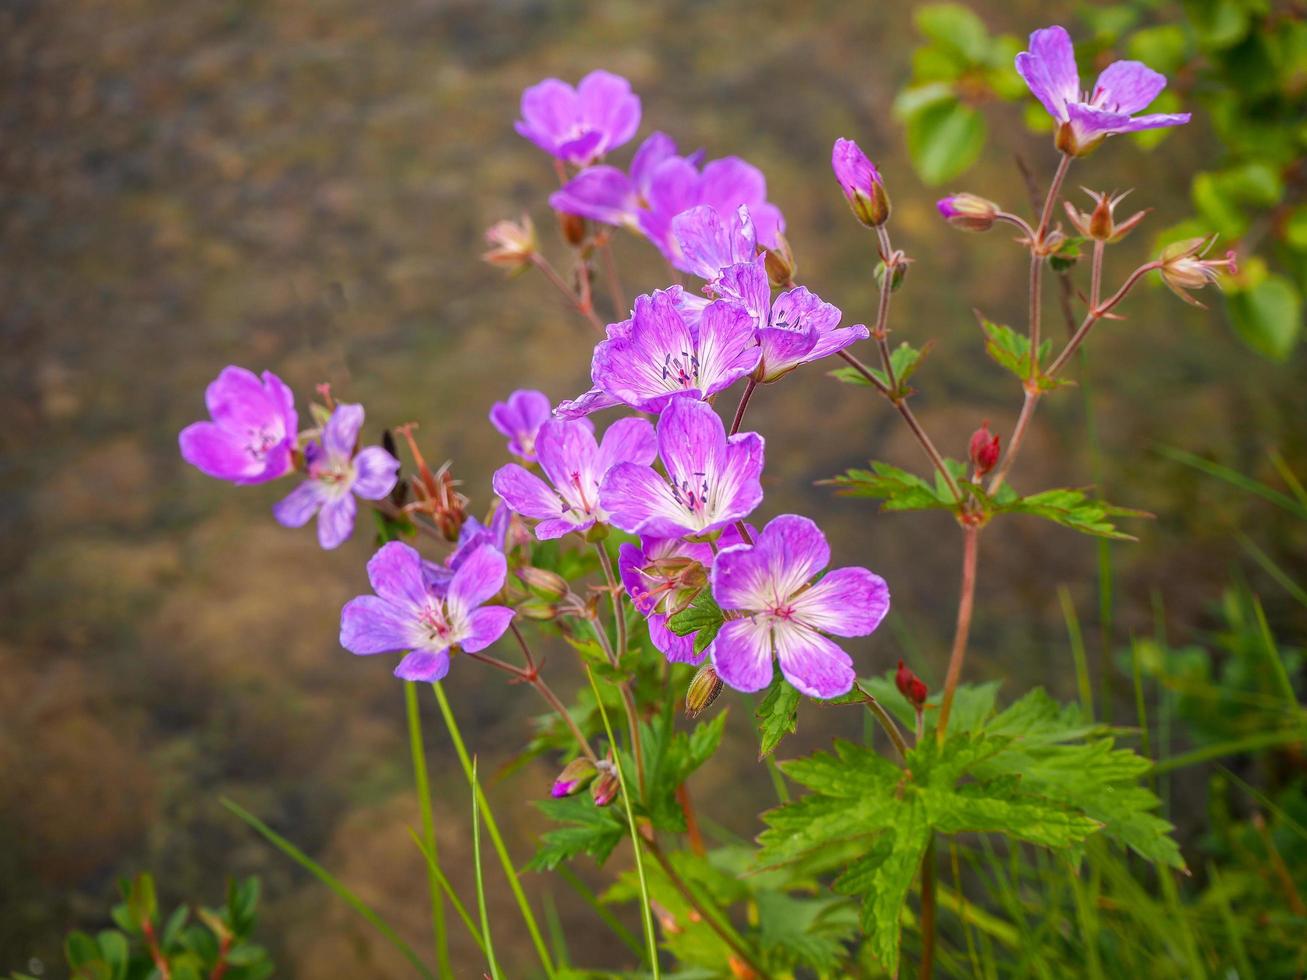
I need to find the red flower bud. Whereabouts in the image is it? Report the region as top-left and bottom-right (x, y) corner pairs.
(895, 660), (928, 710)
(968, 423), (1001, 478)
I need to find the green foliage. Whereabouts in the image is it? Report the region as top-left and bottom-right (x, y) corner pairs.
(50, 873), (272, 980)
(830, 340), (933, 397)
(527, 795), (627, 871)
(666, 590), (724, 656)
(977, 316), (1068, 389)
(756, 685), (1179, 974)
(756, 672), (802, 757)
(639, 710), (728, 832)
(826, 459), (956, 512)
(992, 485), (1151, 541)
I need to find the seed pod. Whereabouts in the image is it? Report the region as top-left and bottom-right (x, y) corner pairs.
(685, 664), (724, 719)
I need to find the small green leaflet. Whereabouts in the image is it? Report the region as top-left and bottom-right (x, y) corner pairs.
(756, 674), (801, 758)
(829, 341), (933, 397)
(977, 316), (1069, 390)
(639, 712), (728, 833)
(823, 460), (956, 512)
(994, 487), (1151, 541)
(666, 591), (724, 654)
(526, 795), (626, 871)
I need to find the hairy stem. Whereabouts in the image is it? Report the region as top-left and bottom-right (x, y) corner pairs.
(594, 543), (646, 794)
(918, 836), (938, 980)
(531, 252), (603, 332)
(1028, 153), (1072, 380)
(874, 225), (899, 391)
(936, 525), (980, 740)
(730, 378), (758, 436)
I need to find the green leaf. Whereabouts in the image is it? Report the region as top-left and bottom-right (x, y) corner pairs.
(828, 342), (932, 396)
(124, 873), (157, 929)
(996, 487), (1150, 541)
(666, 591), (723, 638)
(526, 795), (627, 871)
(915, 3), (989, 62)
(756, 674), (801, 758)
(64, 931), (103, 969)
(922, 776), (1102, 847)
(1127, 24), (1191, 74)
(978, 316), (1056, 383)
(755, 890), (858, 974)
(96, 931), (128, 980)
(905, 98), (986, 186)
(1227, 274), (1302, 360)
(824, 460), (954, 512)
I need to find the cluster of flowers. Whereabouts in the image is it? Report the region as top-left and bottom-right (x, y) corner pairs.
(180, 25), (1226, 705)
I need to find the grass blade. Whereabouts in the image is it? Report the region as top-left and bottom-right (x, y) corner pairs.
(554, 864), (644, 959)
(1158, 445), (1307, 520)
(222, 797), (433, 978)
(430, 682), (555, 977)
(407, 829), (488, 957)
(1151, 729), (1305, 774)
(1058, 585), (1094, 721)
(1238, 533), (1307, 610)
(405, 682), (452, 977)
(471, 758), (503, 980)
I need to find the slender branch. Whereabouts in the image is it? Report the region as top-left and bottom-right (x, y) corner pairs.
(675, 784), (707, 856)
(918, 836), (938, 980)
(643, 836), (767, 975)
(996, 211), (1036, 239)
(730, 378), (758, 436)
(1045, 262), (1161, 379)
(986, 386), (1038, 495)
(599, 236), (627, 316)
(935, 525), (980, 740)
(873, 225), (899, 391)
(530, 252), (604, 332)
(1089, 239), (1105, 311)
(142, 921), (172, 980)
(593, 543), (646, 794)
(1027, 153), (1072, 381)
(1037, 153), (1073, 241)
(856, 684), (909, 761)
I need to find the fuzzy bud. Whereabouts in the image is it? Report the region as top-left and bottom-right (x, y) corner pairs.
(558, 210), (587, 248)
(518, 566), (569, 600)
(1159, 236), (1239, 308)
(551, 757), (597, 798)
(482, 216), (537, 273)
(968, 422), (1001, 478)
(685, 664), (724, 719)
(895, 660), (928, 710)
(590, 761), (620, 807)
(936, 193), (1000, 232)
(764, 233), (797, 288)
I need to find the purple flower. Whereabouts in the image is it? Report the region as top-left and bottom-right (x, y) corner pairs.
(340, 541), (514, 682)
(670, 205), (759, 284)
(558, 290), (759, 419)
(551, 133), (785, 263)
(600, 397), (763, 538)
(273, 403), (400, 550)
(424, 506), (514, 591)
(1015, 26), (1190, 155)
(618, 525), (751, 664)
(515, 70), (641, 166)
(490, 389), (553, 461)
(492, 416), (656, 540)
(757, 280), (868, 382)
(831, 138), (889, 227)
(710, 515), (890, 699)
(179, 366), (297, 484)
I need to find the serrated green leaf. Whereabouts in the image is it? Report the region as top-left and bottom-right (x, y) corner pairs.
(978, 316), (1053, 380)
(824, 460), (954, 512)
(996, 487), (1149, 540)
(666, 591), (723, 637)
(756, 674), (801, 757)
(922, 777), (1102, 847)
(755, 890), (858, 974)
(527, 795), (626, 871)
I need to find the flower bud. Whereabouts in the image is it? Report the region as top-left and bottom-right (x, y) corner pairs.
(518, 566), (570, 600)
(936, 193), (1000, 232)
(590, 761), (620, 807)
(764, 233), (797, 288)
(551, 757), (597, 798)
(1159, 236), (1239, 308)
(558, 210), (587, 248)
(1055, 121), (1104, 159)
(685, 664), (724, 719)
(516, 599), (560, 621)
(968, 422), (1000, 478)
(832, 137), (890, 227)
(482, 216), (537, 273)
(895, 659), (928, 710)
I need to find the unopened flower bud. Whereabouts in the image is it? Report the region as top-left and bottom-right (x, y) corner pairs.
(832, 137), (890, 228)
(1159, 236), (1239, 308)
(518, 566), (569, 600)
(968, 422), (1001, 478)
(590, 761), (620, 807)
(551, 757), (597, 798)
(482, 216), (537, 273)
(558, 210), (587, 248)
(875, 256), (908, 292)
(895, 659), (928, 710)
(517, 599), (560, 621)
(936, 193), (1000, 232)
(764, 233), (797, 288)
(685, 664), (724, 719)
(1064, 189), (1148, 243)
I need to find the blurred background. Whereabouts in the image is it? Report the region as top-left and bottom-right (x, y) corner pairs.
(3, 0), (1304, 975)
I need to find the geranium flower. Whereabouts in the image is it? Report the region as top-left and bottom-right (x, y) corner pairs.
(340, 541), (514, 682)
(600, 397), (763, 538)
(273, 403), (399, 550)
(492, 416), (656, 540)
(490, 389), (553, 461)
(1015, 25), (1190, 155)
(558, 290), (759, 419)
(515, 70), (641, 166)
(710, 514), (890, 698)
(179, 366), (297, 484)
(423, 506), (514, 591)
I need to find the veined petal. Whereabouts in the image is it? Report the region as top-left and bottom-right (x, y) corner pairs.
(715, 514), (830, 611)
(317, 493), (356, 549)
(493, 464), (565, 520)
(672, 205), (756, 280)
(536, 419), (602, 513)
(490, 389), (553, 458)
(461, 606), (515, 653)
(774, 622), (855, 699)
(711, 617), (775, 693)
(1092, 60), (1166, 114)
(273, 479), (326, 528)
(366, 540), (429, 608)
(1100, 110), (1191, 133)
(630, 131), (679, 196)
(179, 422), (262, 482)
(323, 403), (365, 459)
(698, 157), (767, 217)
(638, 156), (701, 257)
(517, 78), (578, 153)
(550, 167), (636, 226)
(535, 516), (592, 539)
(713, 259), (771, 323)
(600, 462), (691, 536)
(695, 300), (761, 396)
(756, 325), (819, 381)
(341, 595), (418, 655)
(352, 446), (400, 499)
(394, 649), (452, 682)
(649, 612), (704, 665)
(592, 290), (700, 410)
(595, 415), (657, 476)
(205, 365), (276, 432)
(791, 567), (891, 637)
(557, 129), (606, 166)
(806, 322), (869, 361)
(577, 69), (640, 151)
(709, 432), (764, 528)
(448, 545), (507, 617)
(1016, 25), (1079, 121)
(555, 386), (624, 420)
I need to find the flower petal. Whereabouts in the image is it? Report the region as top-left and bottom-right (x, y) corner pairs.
(714, 514), (828, 611)
(317, 493), (356, 549)
(550, 166), (637, 225)
(592, 290), (700, 411)
(461, 606), (515, 653)
(323, 403), (365, 459)
(695, 299), (761, 397)
(554, 386), (624, 420)
(261, 370), (298, 442)
(179, 422), (262, 482)
(596, 415), (657, 476)
(448, 545), (507, 616)
(366, 540), (429, 608)
(774, 623), (855, 699)
(352, 446), (400, 499)
(535, 516), (591, 539)
(1016, 25), (1079, 121)
(516, 78), (578, 154)
(273, 480), (325, 528)
(791, 567), (891, 637)
(394, 649), (452, 682)
(577, 69), (640, 151)
(600, 462), (690, 536)
(711, 617), (775, 693)
(493, 464), (564, 520)
(490, 389), (553, 458)
(535, 419), (602, 511)
(340, 595), (415, 655)
(205, 365), (276, 432)
(1092, 60), (1166, 115)
(710, 432), (765, 528)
